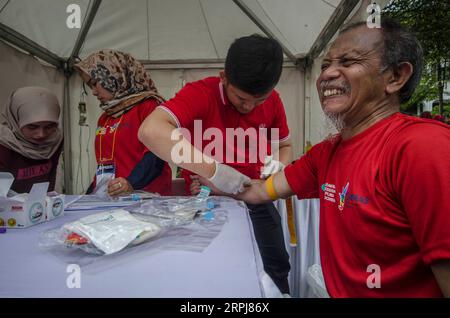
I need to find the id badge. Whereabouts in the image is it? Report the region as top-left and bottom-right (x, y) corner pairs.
(96, 163), (116, 187)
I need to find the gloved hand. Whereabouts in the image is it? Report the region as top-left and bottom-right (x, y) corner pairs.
(260, 155), (285, 179)
(208, 162), (251, 195)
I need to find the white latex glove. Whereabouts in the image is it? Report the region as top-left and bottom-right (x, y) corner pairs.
(260, 155), (285, 179)
(208, 162), (251, 195)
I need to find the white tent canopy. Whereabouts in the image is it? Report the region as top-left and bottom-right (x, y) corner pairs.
(0, 0), (381, 193)
(0, 0), (352, 62)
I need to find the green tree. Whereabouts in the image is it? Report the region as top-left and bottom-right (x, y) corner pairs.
(383, 0), (450, 115)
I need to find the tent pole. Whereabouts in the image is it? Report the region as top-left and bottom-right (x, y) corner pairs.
(303, 0), (360, 68)
(140, 58), (297, 70)
(68, 0), (102, 67)
(231, 0), (298, 63)
(62, 71), (74, 194)
(62, 0), (101, 194)
(0, 22), (64, 69)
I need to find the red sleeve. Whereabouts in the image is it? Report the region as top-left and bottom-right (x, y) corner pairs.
(159, 81), (211, 128)
(268, 91), (290, 142)
(283, 141), (329, 199)
(386, 123), (450, 265)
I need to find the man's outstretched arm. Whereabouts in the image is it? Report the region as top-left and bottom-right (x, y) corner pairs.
(138, 108), (216, 178)
(138, 108), (251, 194)
(237, 170), (295, 204)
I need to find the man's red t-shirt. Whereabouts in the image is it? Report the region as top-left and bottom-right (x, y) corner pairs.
(284, 113), (450, 297)
(95, 99), (172, 195)
(160, 77), (290, 192)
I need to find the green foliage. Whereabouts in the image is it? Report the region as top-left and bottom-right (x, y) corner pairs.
(400, 67), (438, 111)
(433, 104), (450, 117)
(383, 0), (450, 112)
(383, 0), (450, 63)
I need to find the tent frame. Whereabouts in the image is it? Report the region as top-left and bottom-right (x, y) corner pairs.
(0, 0), (360, 193)
(67, 0), (102, 70)
(303, 0), (360, 68)
(0, 22), (65, 69)
(0, 0), (362, 72)
(231, 0), (298, 62)
(141, 58), (298, 70)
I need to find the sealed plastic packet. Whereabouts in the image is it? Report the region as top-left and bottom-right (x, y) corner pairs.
(62, 209), (162, 255)
(40, 186), (230, 260)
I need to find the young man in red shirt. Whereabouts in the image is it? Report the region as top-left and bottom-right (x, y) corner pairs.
(139, 35), (292, 294)
(237, 19), (450, 297)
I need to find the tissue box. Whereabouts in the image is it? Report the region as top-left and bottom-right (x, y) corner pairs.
(46, 192), (65, 221)
(0, 172), (65, 228)
(0, 193), (46, 228)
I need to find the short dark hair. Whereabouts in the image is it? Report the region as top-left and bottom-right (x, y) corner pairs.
(225, 34), (283, 96)
(340, 18), (423, 104)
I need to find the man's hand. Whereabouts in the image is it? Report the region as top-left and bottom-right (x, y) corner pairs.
(209, 162), (251, 195)
(235, 179), (269, 204)
(237, 172), (296, 204)
(260, 155), (285, 179)
(107, 177), (133, 197)
(189, 175), (201, 195)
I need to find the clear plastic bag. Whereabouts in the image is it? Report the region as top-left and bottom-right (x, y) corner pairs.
(127, 196), (211, 227)
(39, 195), (229, 271)
(125, 186), (213, 227)
(39, 209), (164, 255)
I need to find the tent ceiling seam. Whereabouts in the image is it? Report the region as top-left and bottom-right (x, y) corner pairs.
(0, 0), (10, 14)
(140, 58), (298, 70)
(304, 0), (360, 68)
(68, 0), (102, 70)
(321, 0), (338, 8)
(146, 0), (150, 61)
(255, 0), (295, 54)
(231, 0), (298, 63)
(0, 22), (64, 69)
(72, 0), (94, 57)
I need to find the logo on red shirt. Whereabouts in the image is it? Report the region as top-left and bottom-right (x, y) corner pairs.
(322, 181), (369, 211)
(338, 182), (350, 211)
(321, 183), (336, 203)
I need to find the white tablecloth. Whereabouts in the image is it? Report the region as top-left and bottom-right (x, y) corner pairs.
(0, 198), (266, 298)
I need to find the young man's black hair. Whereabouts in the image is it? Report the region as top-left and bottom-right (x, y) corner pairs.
(225, 34), (283, 96)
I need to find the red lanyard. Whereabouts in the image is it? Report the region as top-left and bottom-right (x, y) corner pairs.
(98, 116), (123, 163)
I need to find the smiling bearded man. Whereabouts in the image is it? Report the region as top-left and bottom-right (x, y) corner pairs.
(237, 18), (450, 297)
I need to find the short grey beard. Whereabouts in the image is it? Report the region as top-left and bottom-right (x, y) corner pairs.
(324, 111), (346, 135)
